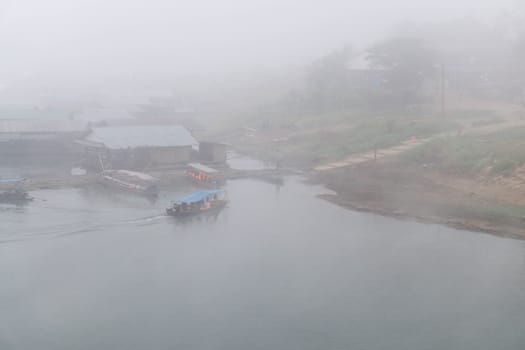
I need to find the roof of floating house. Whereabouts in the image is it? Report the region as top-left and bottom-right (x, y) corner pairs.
(84, 125), (198, 149)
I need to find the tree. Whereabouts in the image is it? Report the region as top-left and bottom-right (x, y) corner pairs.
(305, 45), (355, 111)
(367, 37), (437, 104)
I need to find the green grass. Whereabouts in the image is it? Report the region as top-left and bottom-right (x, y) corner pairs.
(248, 116), (458, 166)
(444, 108), (497, 120)
(405, 127), (525, 176)
(470, 116), (505, 127)
(482, 203), (525, 219)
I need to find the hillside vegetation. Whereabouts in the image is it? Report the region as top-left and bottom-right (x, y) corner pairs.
(404, 127), (525, 176)
(237, 114), (458, 167)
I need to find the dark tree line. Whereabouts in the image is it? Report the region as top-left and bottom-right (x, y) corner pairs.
(279, 23), (525, 115)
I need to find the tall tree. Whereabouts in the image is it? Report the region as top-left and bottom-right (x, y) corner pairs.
(367, 37), (436, 104)
(305, 45), (355, 111)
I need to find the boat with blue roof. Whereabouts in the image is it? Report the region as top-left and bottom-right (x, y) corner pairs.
(166, 189), (228, 217)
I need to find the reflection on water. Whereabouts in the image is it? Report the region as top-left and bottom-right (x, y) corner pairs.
(1, 178), (525, 350)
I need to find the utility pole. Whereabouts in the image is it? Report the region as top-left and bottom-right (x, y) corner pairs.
(440, 63), (445, 116)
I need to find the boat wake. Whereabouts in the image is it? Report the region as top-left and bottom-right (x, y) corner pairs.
(122, 214), (169, 225)
(0, 214), (170, 244)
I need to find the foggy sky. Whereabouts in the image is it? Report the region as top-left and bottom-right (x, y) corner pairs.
(0, 0), (519, 84)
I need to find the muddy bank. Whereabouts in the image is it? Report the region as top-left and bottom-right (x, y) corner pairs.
(310, 161), (525, 240)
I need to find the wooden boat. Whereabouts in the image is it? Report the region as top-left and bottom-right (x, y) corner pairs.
(0, 178), (32, 204)
(185, 163), (224, 188)
(166, 189), (228, 217)
(0, 177), (26, 188)
(101, 170), (159, 197)
(0, 189), (33, 203)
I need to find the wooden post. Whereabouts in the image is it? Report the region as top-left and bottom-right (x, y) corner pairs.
(441, 63), (445, 116)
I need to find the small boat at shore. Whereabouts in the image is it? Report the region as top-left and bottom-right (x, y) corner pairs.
(166, 189), (228, 217)
(0, 189), (33, 203)
(0, 178), (32, 204)
(101, 170), (159, 197)
(185, 163), (223, 188)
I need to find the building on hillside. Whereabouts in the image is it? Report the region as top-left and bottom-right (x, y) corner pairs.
(198, 142), (228, 163)
(0, 119), (90, 157)
(78, 125), (198, 170)
(345, 53), (388, 90)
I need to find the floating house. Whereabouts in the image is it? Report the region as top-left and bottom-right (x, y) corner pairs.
(0, 119), (89, 156)
(79, 125), (198, 170)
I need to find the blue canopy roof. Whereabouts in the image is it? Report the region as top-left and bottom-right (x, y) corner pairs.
(175, 190), (225, 204)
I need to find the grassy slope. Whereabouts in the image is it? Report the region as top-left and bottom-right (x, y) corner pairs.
(404, 127), (525, 176)
(240, 113), (458, 167)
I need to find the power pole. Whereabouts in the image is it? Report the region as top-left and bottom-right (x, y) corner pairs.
(440, 63), (445, 116)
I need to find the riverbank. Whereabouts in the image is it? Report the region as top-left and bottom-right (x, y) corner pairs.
(10, 167), (289, 192)
(7, 150), (525, 239)
(220, 108), (525, 239)
(310, 160), (525, 240)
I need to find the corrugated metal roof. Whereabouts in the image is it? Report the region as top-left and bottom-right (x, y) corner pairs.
(85, 125), (198, 149)
(0, 119), (88, 133)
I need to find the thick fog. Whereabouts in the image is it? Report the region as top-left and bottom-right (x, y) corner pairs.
(0, 0), (518, 83)
(4, 2), (525, 349)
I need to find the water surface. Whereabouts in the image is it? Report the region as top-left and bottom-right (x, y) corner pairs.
(1, 178), (525, 350)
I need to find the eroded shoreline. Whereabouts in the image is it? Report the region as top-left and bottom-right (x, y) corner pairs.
(310, 161), (525, 240)
(318, 193), (525, 240)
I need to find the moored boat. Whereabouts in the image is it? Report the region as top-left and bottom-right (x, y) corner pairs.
(166, 189), (228, 217)
(0, 177), (26, 188)
(0, 189), (33, 203)
(185, 163), (223, 188)
(0, 178), (32, 204)
(101, 170), (159, 197)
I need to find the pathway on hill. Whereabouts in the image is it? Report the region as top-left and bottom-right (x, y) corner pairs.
(314, 137), (428, 171)
(314, 117), (525, 171)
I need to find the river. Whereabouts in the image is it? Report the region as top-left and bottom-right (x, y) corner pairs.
(1, 177), (525, 349)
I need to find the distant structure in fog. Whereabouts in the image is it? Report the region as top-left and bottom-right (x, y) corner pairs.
(0, 119), (89, 157)
(71, 108), (134, 125)
(198, 142), (228, 163)
(346, 53), (383, 71)
(133, 103), (205, 132)
(79, 125), (198, 170)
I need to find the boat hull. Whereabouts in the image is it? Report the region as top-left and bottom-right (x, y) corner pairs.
(0, 190), (33, 204)
(100, 175), (159, 198)
(166, 201), (228, 217)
